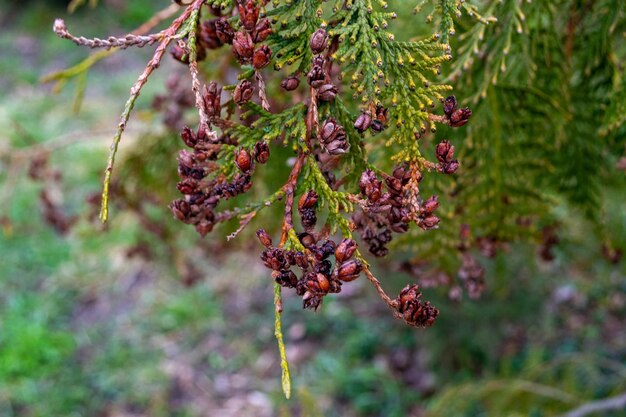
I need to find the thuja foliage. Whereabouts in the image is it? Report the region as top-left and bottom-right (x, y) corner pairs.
(51, 0), (625, 396)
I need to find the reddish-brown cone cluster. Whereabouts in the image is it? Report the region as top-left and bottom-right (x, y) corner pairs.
(171, 1), (273, 70)
(298, 190), (318, 230)
(353, 165), (440, 257)
(306, 29), (338, 103)
(435, 140), (460, 174)
(234, 79), (254, 106)
(320, 118), (349, 155)
(201, 81), (222, 120)
(257, 230), (362, 311)
(232, 0), (272, 69)
(395, 284), (439, 327)
(443, 95), (472, 127)
(355, 105), (389, 134)
(170, 123), (269, 237)
(280, 76), (300, 91)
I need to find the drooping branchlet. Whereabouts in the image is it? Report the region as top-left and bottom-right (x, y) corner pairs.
(55, 0), (474, 334)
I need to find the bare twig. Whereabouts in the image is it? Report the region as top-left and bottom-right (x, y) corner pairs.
(53, 19), (163, 50)
(44, 4), (180, 84)
(98, 0), (205, 223)
(427, 113), (450, 125)
(227, 211), (257, 241)
(279, 153), (307, 247)
(223, 190), (286, 240)
(558, 393), (626, 417)
(186, 7), (213, 137)
(362, 265), (401, 318)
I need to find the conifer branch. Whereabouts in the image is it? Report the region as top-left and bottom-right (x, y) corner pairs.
(98, 0), (204, 223)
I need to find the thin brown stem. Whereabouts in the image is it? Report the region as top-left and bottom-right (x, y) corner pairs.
(53, 19), (163, 49)
(427, 113), (450, 125)
(362, 266), (400, 315)
(279, 153), (306, 247)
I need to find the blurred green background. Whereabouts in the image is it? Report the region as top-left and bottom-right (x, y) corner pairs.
(0, 1), (625, 416)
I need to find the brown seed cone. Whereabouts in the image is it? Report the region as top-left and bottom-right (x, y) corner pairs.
(440, 160), (459, 174)
(435, 140), (454, 163)
(375, 105), (389, 125)
(307, 56), (326, 88)
(359, 169), (382, 202)
(302, 291), (323, 311)
(419, 215), (440, 230)
(337, 259), (362, 282)
(235, 148), (253, 173)
(252, 18), (272, 43)
(310, 28), (329, 54)
(443, 95), (457, 117)
(200, 19), (223, 50)
(317, 84), (337, 102)
(306, 272), (330, 294)
(256, 229), (273, 247)
(300, 209), (317, 229)
(298, 190), (318, 210)
(392, 164), (413, 184)
(396, 284), (439, 327)
(180, 126), (198, 148)
(215, 18), (234, 44)
(238, 0), (259, 31)
(319, 118), (348, 154)
(272, 269), (298, 288)
(261, 247), (290, 271)
(170, 199), (191, 222)
(202, 82), (222, 119)
(449, 107), (472, 127)
(281, 76), (300, 91)
(319, 240), (337, 259)
(252, 45), (272, 69)
(293, 252), (308, 269)
(233, 79), (254, 105)
(195, 220), (214, 237)
(232, 30), (254, 63)
(335, 238), (357, 263)
(422, 195), (439, 214)
(253, 141), (270, 164)
(177, 178), (200, 195)
(354, 111), (372, 133)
